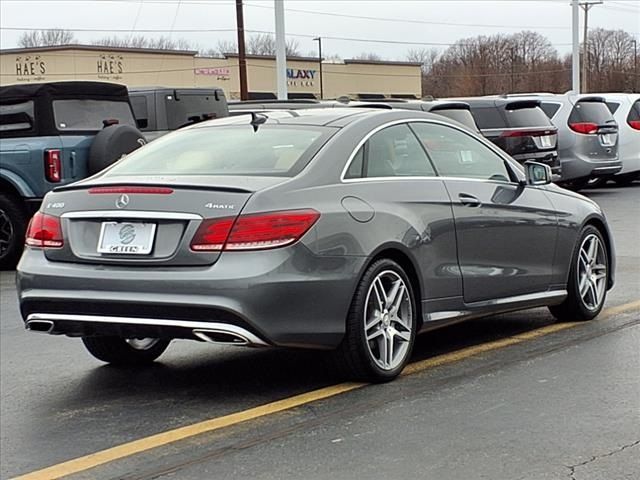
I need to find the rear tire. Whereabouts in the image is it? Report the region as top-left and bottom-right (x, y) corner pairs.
(0, 194), (28, 270)
(549, 225), (609, 322)
(333, 258), (417, 383)
(82, 336), (170, 365)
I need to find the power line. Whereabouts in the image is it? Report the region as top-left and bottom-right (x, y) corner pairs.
(244, 2), (570, 30)
(0, 27), (577, 47)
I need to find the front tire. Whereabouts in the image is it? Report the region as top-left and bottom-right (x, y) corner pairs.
(549, 225), (609, 321)
(334, 259), (417, 383)
(82, 336), (170, 365)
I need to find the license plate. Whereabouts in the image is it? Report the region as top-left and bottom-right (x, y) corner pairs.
(599, 133), (614, 146)
(97, 222), (156, 255)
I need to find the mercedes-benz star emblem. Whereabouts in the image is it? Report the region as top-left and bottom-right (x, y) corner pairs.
(115, 194), (130, 209)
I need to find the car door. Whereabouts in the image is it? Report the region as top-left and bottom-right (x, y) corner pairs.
(342, 122), (463, 309)
(410, 121), (558, 304)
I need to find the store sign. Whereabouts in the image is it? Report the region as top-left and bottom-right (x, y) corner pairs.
(194, 67), (230, 80)
(97, 54), (124, 80)
(15, 55), (46, 81)
(286, 68), (316, 87)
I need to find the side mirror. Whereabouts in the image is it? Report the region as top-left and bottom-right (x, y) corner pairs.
(524, 161), (552, 186)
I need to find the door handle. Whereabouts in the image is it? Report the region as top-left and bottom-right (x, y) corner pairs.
(458, 193), (481, 207)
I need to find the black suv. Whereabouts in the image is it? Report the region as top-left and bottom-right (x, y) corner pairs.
(452, 98), (560, 176)
(128, 87), (228, 142)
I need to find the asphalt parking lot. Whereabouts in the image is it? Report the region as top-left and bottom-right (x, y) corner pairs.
(1, 183), (639, 480)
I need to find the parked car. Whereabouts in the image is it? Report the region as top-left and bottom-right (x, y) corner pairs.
(600, 93), (640, 186)
(128, 87), (228, 142)
(17, 108), (614, 382)
(229, 98), (481, 133)
(337, 98), (481, 133)
(506, 93), (621, 189)
(450, 97), (561, 176)
(0, 81), (145, 269)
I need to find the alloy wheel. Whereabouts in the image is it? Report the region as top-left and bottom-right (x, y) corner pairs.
(364, 270), (413, 371)
(577, 234), (607, 311)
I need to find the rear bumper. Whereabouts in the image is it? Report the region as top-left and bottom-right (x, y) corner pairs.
(559, 156), (622, 181)
(17, 246), (365, 349)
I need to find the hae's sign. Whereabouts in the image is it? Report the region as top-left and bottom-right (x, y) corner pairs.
(15, 55), (47, 81)
(287, 68), (316, 87)
(97, 54), (124, 81)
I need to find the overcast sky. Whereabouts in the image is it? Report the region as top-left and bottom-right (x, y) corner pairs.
(1, 0), (639, 59)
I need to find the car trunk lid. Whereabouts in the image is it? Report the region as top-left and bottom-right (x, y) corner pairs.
(42, 176), (287, 266)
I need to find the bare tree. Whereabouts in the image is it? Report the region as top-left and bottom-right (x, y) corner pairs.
(92, 35), (193, 51)
(244, 33), (300, 56)
(353, 52), (383, 61)
(406, 47), (440, 74)
(18, 29), (76, 47)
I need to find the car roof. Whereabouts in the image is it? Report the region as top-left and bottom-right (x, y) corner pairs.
(0, 81), (129, 102)
(448, 97), (542, 108)
(129, 86), (224, 94)
(191, 107), (448, 129)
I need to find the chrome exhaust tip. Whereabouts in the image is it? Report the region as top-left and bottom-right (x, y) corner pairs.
(26, 320), (54, 334)
(192, 329), (250, 346)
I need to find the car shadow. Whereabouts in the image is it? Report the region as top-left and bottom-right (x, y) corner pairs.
(53, 308), (557, 412)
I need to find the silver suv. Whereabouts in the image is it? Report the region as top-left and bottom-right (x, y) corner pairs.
(600, 93), (640, 186)
(512, 93), (621, 189)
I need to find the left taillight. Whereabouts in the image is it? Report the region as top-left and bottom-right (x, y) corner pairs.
(44, 149), (62, 183)
(190, 209), (320, 252)
(25, 212), (64, 249)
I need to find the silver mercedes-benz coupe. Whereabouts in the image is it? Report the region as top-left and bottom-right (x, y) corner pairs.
(17, 108), (615, 382)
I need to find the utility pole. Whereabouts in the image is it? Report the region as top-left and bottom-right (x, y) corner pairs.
(510, 47), (515, 92)
(274, 0), (288, 100)
(572, 0), (580, 93)
(579, 1), (602, 93)
(314, 37), (323, 99)
(235, 0), (248, 100)
(633, 39), (638, 93)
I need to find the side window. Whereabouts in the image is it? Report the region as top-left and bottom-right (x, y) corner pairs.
(345, 145), (364, 179)
(130, 96), (149, 130)
(0, 101), (35, 135)
(364, 124), (435, 178)
(411, 122), (512, 182)
(540, 102), (561, 119)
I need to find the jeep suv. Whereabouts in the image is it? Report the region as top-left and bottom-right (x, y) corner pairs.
(128, 87), (228, 142)
(450, 97), (560, 176)
(0, 81), (145, 268)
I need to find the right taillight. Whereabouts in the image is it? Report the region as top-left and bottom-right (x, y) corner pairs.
(25, 212), (64, 248)
(190, 209), (320, 252)
(628, 120), (640, 130)
(44, 149), (62, 183)
(569, 122), (598, 134)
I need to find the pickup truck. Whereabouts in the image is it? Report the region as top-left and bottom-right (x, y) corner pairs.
(0, 81), (146, 268)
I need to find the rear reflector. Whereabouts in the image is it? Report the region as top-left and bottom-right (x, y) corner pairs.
(569, 122), (598, 134)
(26, 212), (63, 248)
(500, 130), (557, 138)
(44, 149), (62, 183)
(190, 209), (320, 252)
(88, 186), (174, 194)
(628, 120), (640, 131)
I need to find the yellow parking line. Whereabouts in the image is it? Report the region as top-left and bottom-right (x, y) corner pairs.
(12, 300), (640, 480)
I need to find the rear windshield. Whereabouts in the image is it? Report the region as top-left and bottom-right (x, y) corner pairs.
(52, 99), (136, 131)
(469, 107), (505, 129)
(628, 100), (640, 122)
(432, 109), (479, 131)
(0, 100), (35, 134)
(501, 105), (553, 128)
(104, 125), (332, 177)
(569, 100), (616, 126)
(165, 92), (225, 130)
